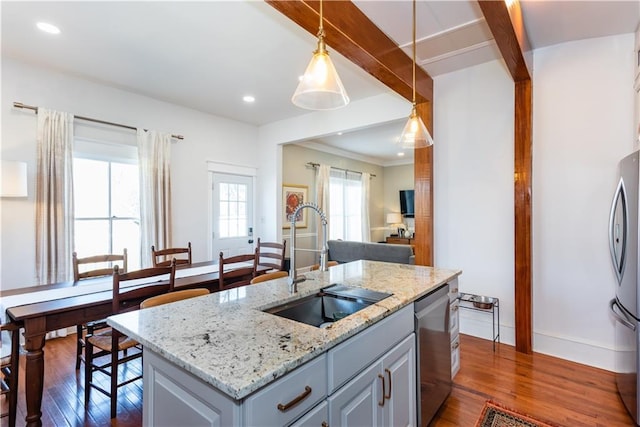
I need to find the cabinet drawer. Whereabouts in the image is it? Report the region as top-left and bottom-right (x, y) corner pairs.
(449, 299), (459, 337)
(451, 335), (460, 379)
(327, 305), (413, 393)
(243, 355), (327, 427)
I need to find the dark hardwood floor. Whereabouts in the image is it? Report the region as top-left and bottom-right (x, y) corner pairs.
(2, 333), (634, 426)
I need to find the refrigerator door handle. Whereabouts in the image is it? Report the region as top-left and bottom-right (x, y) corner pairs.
(609, 178), (628, 284)
(610, 298), (636, 331)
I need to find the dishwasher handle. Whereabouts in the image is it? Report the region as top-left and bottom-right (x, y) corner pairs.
(414, 285), (450, 312)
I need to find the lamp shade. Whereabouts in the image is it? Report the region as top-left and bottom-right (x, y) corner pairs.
(292, 41), (350, 110)
(386, 212), (403, 225)
(1, 161), (28, 197)
(398, 107), (434, 149)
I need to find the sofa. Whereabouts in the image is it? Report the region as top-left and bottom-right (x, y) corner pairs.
(327, 240), (415, 265)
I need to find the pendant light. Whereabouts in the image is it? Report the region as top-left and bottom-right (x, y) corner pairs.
(398, 0), (434, 148)
(291, 0), (350, 110)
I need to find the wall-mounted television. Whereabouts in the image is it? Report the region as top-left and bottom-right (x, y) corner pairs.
(399, 190), (414, 218)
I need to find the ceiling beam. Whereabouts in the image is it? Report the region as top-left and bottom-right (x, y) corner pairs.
(479, 0), (533, 354)
(265, 0), (433, 103)
(478, 0), (532, 82)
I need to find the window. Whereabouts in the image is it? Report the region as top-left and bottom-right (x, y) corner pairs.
(73, 142), (141, 269)
(218, 182), (248, 238)
(329, 169), (363, 241)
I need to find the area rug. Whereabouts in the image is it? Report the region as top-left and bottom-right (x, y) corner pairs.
(475, 400), (558, 427)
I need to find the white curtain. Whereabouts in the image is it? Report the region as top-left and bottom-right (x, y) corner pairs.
(315, 164), (331, 245)
(36, 108), (74, 339)
(35, 108), (75, 285)
(360, 172), (371, 242)
(137, 129), (172, 267)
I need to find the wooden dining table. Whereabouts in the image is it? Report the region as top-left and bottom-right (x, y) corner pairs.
(0, 260), (267, 427)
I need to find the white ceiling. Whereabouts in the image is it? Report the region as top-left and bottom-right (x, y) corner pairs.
(2, 1), (638, 166)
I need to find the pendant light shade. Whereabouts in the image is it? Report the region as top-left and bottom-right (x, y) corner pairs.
(291, 0), (350, 110)
(399, 106), (433, 148)
(399, 0), (434, 148)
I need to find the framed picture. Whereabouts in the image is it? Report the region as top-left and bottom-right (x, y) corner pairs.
(283, 184), (308, 228)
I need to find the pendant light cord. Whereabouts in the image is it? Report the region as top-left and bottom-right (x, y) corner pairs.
(412, 0), (417, 107)
(318, 0), (325, 39)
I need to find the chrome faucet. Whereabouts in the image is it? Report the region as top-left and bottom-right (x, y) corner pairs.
(288, 202), (328, 293)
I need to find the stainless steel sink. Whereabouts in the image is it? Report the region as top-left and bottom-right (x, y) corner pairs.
(264, 284), (391, 328)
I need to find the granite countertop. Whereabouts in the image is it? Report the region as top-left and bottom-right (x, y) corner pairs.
(107, 260), (461, 401)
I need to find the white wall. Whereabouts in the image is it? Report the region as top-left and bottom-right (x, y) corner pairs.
(532, 34), (635, 369)
(434, 33), (635, 371)
(434, 59), (516, 344)
(1, 58), (259, 290)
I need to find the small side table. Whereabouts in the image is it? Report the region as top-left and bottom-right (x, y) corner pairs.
(458, 292), (500, 351)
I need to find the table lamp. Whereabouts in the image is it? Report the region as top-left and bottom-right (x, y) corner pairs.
(386, 212), (405, 237)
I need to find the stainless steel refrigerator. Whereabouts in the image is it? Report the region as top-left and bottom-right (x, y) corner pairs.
(610, 150), (640, 425)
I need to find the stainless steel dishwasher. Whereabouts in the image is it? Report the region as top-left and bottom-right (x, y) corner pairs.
(415, 285), (451, 426)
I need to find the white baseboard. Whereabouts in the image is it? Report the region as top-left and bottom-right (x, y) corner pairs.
(459, 314), (616, 372)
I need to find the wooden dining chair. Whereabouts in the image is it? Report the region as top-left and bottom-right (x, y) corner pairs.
(218, 249), (258, 291)
(73, 249), (127, 370)
(256, 238), (287, 272)
(310, 261), (339, 270)
(84, 260), (176, 419)
(152, 242), (192, 267)
(250, 270), (288, 284)
(0, 322), (19, 427)
(140, 288), (209, 309)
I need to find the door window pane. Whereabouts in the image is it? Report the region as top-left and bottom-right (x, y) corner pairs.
(218, 182), (248, 238)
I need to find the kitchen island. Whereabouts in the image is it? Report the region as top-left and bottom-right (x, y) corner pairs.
(108, 260), (461, 426)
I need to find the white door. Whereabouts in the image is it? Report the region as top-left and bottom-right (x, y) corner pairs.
(211, 173), (254, 259)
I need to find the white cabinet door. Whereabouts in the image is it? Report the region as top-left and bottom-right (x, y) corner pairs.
(328, 361), (383, 427)
(144, 350), (240, 427)
(381, 334), (416, 427)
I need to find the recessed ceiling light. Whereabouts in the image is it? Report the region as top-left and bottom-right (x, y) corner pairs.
(243, 95), (255, 103)
(397, 152), (405, 157)
(36, 22), (61, 35)
(337, 132), (343, 136)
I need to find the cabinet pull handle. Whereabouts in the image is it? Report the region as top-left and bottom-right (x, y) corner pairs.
(452, 340), (460, 350)
(277, 386), (312, 412)
(378, 374), (385, 406)
(384, 368), (392, 399)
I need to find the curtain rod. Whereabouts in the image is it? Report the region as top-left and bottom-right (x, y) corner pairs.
(13, 102), (184, 140)
(306, 162), (376, 178)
